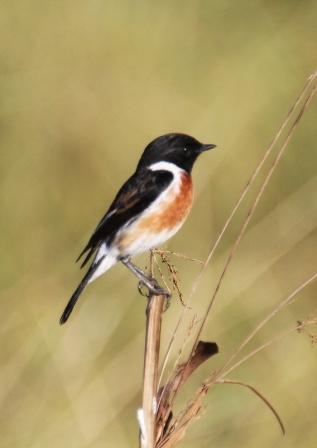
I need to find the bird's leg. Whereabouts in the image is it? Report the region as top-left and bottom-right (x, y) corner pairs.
(121, 258), (170, 297)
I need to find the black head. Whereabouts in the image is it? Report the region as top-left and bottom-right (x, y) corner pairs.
(137, 133), (216, 173)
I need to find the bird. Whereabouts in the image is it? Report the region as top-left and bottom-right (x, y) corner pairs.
(59, 133), (216, 324)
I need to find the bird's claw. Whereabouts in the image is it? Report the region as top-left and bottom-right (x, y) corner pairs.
(138, 281), (149, 297)
(138, 279), (171, 300)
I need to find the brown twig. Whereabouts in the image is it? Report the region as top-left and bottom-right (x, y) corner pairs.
(158, 314), (199, 393)
(159, 72), (317, 423)
(140, 293), (166, 447)
(189, 80), (317, 355)
(216, 319), (315, 381)
(160, 70), (317, 381)
(217, 271), (317, 377)
(154, 70), (317, 447)
(139, 70), (317, 448)
(157, 342), (218, 447)
(153, 249), (204, 265)
(152, 252), (172, 294)
(140, 252), (166, 448)
(164, 272), (317, 446)
(215, 379), (285, 435)
(160, 253), (185, 306)
(162, 312), (317, 447)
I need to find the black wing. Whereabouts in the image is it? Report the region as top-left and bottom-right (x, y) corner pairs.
(77, 168), (173, 267)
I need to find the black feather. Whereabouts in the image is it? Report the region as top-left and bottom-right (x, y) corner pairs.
(79, 246), (97, 268)
(60, 256), (105, 325)
(75, 168), (173, 266)
(76, 243), (90, 263)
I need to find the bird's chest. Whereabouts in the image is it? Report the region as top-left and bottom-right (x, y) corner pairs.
(116, 173), (193, 255)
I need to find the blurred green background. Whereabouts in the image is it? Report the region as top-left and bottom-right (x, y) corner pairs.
(1, 1), (317, 447)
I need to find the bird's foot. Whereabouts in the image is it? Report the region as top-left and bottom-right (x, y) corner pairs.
(121, 257), (170, 300)
(138, 279), (171, 313)
(138, 278), (171, 298)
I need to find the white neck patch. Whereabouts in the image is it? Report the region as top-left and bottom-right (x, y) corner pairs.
(149, 161), (184, 176)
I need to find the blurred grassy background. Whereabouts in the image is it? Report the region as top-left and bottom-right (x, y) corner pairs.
(1, 0), (317, 447)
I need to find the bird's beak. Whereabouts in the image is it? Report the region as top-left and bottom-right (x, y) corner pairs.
(200, 143), (217, 152)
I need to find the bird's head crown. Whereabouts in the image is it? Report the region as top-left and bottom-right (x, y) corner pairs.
(137, 133), (216, 173)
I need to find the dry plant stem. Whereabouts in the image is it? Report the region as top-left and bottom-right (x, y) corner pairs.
(142, 293), (165, 448)
(217, 271), (317, 377)
(172, 273), (317, 446)
(156, 315), (200, 435)
(190, 81), (317, 353)
(215, 379), (285, 435)
(216, 274), (317, 379)
(157, 314), (199, 398)
(160, 254), (185, 306)
(218, 325), (305, 381)
(141, 251), (165, 448)
(167, 325), (301, 446)
(166, 79), (317, 414)
(158, 73), (317, 433)
(189, 68), (317, 304)
(153, 253), (171, 293)
(153, 249), (204, 264)
(160, 70), (317, 381)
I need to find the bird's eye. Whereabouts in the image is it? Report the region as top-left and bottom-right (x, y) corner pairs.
(184, 147), (188, 152)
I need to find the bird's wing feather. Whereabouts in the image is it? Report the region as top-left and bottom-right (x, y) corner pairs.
(77, 169), (173, 267)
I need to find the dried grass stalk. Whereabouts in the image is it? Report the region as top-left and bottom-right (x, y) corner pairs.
(161, 69), (317, 381)
(215, 379), (285, 435)
(140, 293), (166, 448)
(138, 69), (317, 448)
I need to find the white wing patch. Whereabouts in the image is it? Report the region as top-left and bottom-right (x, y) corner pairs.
(88, 243), (118, 283)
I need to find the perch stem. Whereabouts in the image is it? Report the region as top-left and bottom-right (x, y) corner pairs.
(141, 293), (165, 448)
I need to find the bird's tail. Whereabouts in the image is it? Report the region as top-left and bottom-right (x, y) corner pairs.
(59, 256), (105, 325)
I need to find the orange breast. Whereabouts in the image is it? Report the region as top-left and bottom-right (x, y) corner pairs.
(117, 172), (193, 250)
(143, 172), (193, 232)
